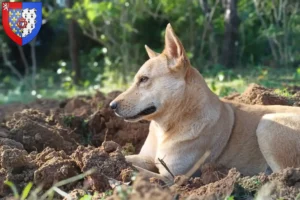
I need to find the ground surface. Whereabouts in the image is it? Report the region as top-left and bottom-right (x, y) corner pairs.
(0, 84), (300, 200)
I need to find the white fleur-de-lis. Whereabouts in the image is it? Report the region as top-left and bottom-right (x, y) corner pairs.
(3, 3), (9, 11)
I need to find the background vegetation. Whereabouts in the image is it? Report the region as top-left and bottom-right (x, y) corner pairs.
(1, 0), (300, 104)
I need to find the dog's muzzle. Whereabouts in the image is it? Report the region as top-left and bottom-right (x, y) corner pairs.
(124, 106), (157, 120)
(115, 106), (157, 121)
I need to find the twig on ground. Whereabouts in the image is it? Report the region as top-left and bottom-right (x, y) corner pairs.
(158, 157), (175, 179)
(52, 186), (71, 199)
(104, 128), (109, 142)
(186, 151), (210, 178)
(176, 151), (211, 186)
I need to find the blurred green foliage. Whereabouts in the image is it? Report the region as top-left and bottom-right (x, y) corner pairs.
(0, 0), (300, 104)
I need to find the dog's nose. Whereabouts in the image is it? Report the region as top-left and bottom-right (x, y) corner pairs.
(109, 101), (118, 110)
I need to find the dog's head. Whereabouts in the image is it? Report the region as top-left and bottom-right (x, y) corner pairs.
(110, 24), (192, 122)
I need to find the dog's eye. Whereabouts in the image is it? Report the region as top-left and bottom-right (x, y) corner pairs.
(139, 76), (149, 83)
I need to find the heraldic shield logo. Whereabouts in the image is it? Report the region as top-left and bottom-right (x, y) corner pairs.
(2, 2), (42, 46)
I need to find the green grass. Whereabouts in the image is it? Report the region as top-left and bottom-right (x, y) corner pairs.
(4, 169), (96, 200)
(205, 66), (300, 97)
(273, 88), (294, 98)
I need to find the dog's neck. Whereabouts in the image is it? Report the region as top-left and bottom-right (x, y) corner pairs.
(153, 67), (223, 133)
(151, 67), (235, 163)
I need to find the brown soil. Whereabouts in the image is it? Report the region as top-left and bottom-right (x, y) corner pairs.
(71, 141), (133, 192)
(0, 85), (299, 199)
(33, 147), (80, 189)
(224, 83), (300, 106)
(0, 99), (61, 123)
(106, 176), (173, 200)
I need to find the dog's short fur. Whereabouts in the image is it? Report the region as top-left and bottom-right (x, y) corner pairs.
(111, 24), (300, 182)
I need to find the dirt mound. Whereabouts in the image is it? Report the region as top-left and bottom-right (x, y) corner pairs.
(0, 103), (26, 123)
(237, 173), (268, 192)
(0, 144), (36, 196)
(63, 91), (106, 117)
(224, 83), (300, 106)
(63, 90), (113, 117)
(64, 189), (103, 200)
(60, 90), (149, 152)
(106, 176), (173, 200)
(173, 168), (240, 200)
(0, 89), (149, 197)
(256, 168), (300, 199)
(33, 147), (80, 189)
(88, 108), (149, 152)
(1, 91), (149, 153)
(287, 85), (300, 95)
(71, 141), (133, 192)
(5, 109), (80, 154)
(0, 141), (134, 197)
(0, 99), (61, 123)
(173, 167), (300, 200)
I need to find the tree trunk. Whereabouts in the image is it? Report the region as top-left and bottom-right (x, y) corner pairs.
(199, 0), (219, 64)
(30, 38), (37, 90)
(221, 0), (240, 68)
(66, 0), (81, 85)
(17, 46), (30, 76)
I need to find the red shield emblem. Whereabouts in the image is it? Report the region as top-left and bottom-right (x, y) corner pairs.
(2, 2), (42, 46)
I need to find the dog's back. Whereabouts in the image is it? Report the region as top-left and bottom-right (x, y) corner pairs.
(217, 100), (300, 175)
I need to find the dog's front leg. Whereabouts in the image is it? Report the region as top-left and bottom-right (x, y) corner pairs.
(126, 155), (174, 185)
(133, 165), (174, 185)
(125, 126), (158, 172)
(126, 155), (158, 172)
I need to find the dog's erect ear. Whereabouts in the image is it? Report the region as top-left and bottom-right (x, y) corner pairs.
(145, 45), (159, 59)
(163, 23), (188, 70)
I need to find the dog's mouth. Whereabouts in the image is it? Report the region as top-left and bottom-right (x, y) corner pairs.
(124, 106), (157, 121)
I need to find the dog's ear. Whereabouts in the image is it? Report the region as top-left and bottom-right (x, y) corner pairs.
(163, 23), (188, 70)
(145, 45), (159, 59)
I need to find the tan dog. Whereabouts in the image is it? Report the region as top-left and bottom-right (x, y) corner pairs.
(110, 23), (300, 183)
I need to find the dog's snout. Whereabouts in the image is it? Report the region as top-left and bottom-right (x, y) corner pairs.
(110, 101), (118, 110)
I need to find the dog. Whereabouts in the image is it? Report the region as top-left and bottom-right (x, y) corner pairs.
(110, 23), (300, 183)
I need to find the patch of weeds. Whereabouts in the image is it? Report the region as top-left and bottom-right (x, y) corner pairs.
(231, 184), (255, 200)
(81, 119), (92, 145)
(219, 86), (238, 97)
(116, 185), (133, 200)
(63, 115), (92, 145)
(98, 101), (104, 109)
(100, 190), (113, 200)
(122, 143), (135, 155)
(80, 192), (99, 200)
(273, 88), (296, 105)
(226, 196), (235, 200)
(80, 195), (93, 200)
(273, 88), (294, 98)
(63, 115), (75, 127)
(207, 78), (246, 96)
(210, 80), (217, 92)
(4, 181), (33, 200)
(253, 178), (262, 187)
(4, 180), (20, 199)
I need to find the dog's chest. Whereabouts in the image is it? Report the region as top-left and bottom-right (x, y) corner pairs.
(153, 122), (208, 176)
(155, 139), (203, 176)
